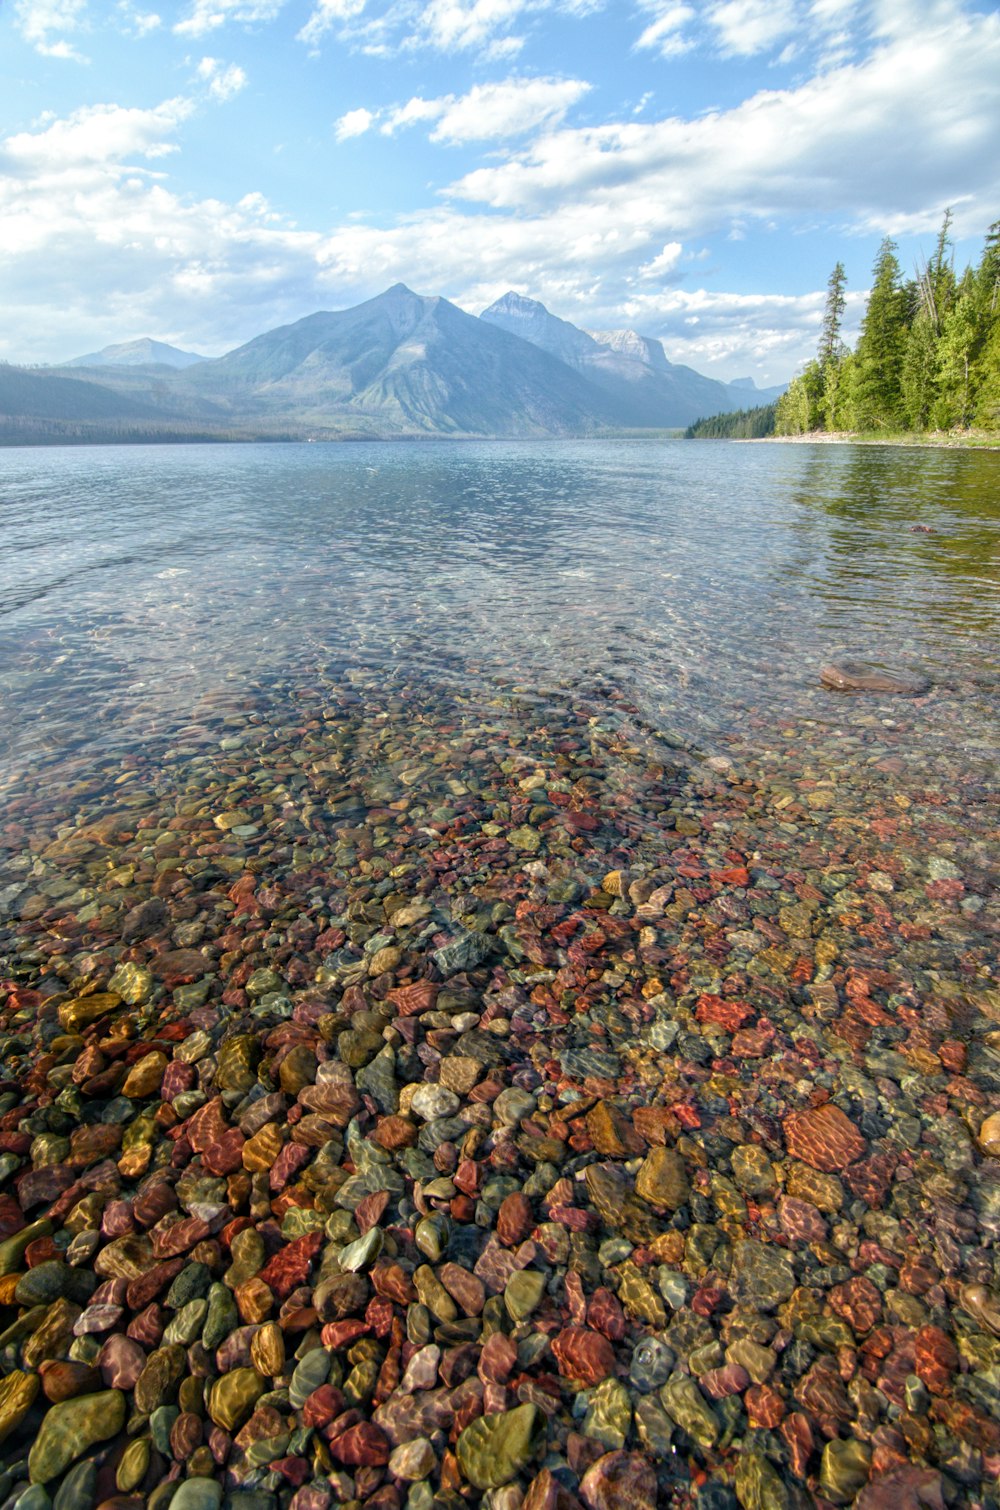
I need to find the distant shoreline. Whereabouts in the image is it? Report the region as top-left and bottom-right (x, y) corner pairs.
(743, 429), (1000, 451)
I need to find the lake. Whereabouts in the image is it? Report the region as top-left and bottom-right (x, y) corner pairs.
(0, 439), (998, 1505)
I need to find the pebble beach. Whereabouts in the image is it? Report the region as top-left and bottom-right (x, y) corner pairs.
(0, 440), (997, 1510)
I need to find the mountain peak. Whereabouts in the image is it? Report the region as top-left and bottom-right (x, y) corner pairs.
(481, 292), (598, 364)
(482, 291), (548, 319)
(62, 337), (205, 370)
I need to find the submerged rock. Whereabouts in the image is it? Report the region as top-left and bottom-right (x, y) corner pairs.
(820, 660), (930, 694)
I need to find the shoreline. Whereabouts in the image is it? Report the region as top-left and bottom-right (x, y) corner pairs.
(743, 428), (1000, 451)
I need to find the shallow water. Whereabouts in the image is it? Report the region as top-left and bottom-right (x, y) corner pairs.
(1, 440), (997, 780)
(0, 439), (999, 1508)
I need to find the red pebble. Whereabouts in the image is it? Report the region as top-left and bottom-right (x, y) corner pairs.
(551, 1328), (615, 1386)
(915, 1324), (958, 1395)
(587, 1288), (626, 1342)
(497, 1191), (534, 1246)
(386, 980), (438, 1017)
(695, 995), (754, 1031)
(303, 1385), (344, 1428)
(745, 1383), (786, 1428)
(328, 1422), (391, 1466)
(25, 1237), (60, 1267)
(783, 1103), (866, 1171)
(780, 1412), (814, 1479)
(258, 1229), (323, 1299)
(479, 1331), (518, 1384)
(0, 1195), (25, 1240)
(321, 1319), (369, 1349)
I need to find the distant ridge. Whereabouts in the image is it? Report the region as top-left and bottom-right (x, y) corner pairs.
(481, 290), (785, 425)
(3, 285), (788, 444)
(62, 338), (206, 370)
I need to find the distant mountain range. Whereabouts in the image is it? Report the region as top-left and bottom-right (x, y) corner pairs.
(1, 285), (785, 444)
(62, 337), (206, 370)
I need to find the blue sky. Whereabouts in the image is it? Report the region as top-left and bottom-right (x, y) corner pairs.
(2, 0), (999, 383)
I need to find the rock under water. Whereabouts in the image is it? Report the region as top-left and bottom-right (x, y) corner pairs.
(820, 659), (931, 694)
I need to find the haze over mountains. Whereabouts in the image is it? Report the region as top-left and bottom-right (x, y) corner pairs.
(63, 338), (206, 370)
(1, 285), (784, 444)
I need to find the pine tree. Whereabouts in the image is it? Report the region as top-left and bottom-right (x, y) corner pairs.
(853, 238), (907, 430)
(818, 262), (847, 368)
(775, 361), (824, 434)
(774, 374), (810, 434)
(972, 219), (1000, 425)
(934, 268), (979, 427)
(901, 308), (939, 428)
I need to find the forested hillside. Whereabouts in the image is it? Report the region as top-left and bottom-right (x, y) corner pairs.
(685, 403), (777, 438)
(776, 214), (1000, 436)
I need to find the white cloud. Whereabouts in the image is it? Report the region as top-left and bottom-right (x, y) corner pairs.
(13, 0), (89, 59)
(335, 107), (376, 139)
(433, 77), (591, 142)
(380, 97), (445, 133)
(1, 99), (194, 177)
(196, 57), (249, 99)
(117, 3), (162, 34)
(446, 8), (1000, 250)
(298, 0), (367, 48)
(0, 98), (322, 363)
(174, 0), (286, 37)
(416, 0), (530, 50)
(706, 0), (798, 55)
(298, 0), (593, 55)
(372, 77), (591, 143)
(635, 2), (696, 56)
(4, 0), (1000, 386)
(639, 241), (683, 278)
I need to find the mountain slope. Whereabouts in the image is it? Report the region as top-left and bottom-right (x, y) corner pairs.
(10, 284), (787, 443)
(184, 284), (627, 435)
(63, 338), (206, 370)
(481, 292), (783, 424)
(0, 364), (241, 443)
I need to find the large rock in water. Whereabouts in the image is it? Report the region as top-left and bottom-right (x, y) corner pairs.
(729, 1240), (796, 1311)
(820, 660), (930, 695)
(28, 1389), (126, 1483)
(456, 1402), (544, 1488)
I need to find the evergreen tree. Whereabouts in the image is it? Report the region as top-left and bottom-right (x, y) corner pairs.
(901, 309), (939, 428)
(974, 318), (1000, 427)
(775, 360), (824, 434)
(934, 268), (979, 427)
(829, 350), (858, 431)
(972, 219), (1000, 425)
(818, 262), (847, 368)
(853, 237), (908, 430)
(929, 210), (957, 319)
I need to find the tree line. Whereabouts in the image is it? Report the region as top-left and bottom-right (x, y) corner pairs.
(685, 403), (778, 439)
(776, 213), (1000, 435)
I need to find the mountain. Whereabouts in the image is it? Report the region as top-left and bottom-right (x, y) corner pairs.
(180, 284), (627, 436)
(481, 291), (785, 424)
(4, 284), (788, 444)
(63, 338), (205, 370)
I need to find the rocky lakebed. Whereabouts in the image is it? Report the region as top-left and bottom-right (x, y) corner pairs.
(0, 651), (997, 1510)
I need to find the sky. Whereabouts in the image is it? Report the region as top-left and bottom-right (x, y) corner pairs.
(1, 0), (999, 384)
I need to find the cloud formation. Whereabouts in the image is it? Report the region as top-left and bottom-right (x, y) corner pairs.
(174, 0), (287, 38)
(13, 0), (89, 60)
(448, 7), (1000, 244)
(334, 76), (591, 144)
(196, 56), (249, 100)
(3, 0), (999, 385)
